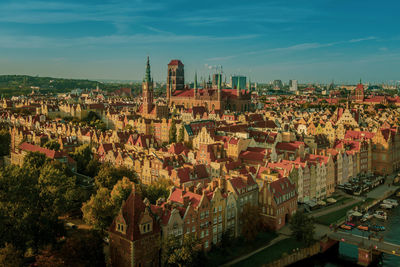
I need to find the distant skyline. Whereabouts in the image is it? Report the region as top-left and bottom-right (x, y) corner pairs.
(0, 0), (399, 83)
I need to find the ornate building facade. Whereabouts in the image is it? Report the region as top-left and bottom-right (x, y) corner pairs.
(139, 57), (168, 119)
(166, 59), (252, 112)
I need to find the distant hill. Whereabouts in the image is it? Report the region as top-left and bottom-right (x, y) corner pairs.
(0, 75), (138, 96)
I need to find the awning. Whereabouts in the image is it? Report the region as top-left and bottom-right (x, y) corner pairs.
(327, 198), (337, 203)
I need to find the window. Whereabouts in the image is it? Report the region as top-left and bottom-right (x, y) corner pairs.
(205, 241), (209, 248)
(192, 226), (195, 233)
(219, 205), (222, 212)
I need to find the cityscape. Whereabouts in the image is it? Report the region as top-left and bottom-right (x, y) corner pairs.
(1, 1), (400, 267)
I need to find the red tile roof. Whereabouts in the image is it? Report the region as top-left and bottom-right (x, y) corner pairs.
(168, 59), (184, 66)
(109, 190), (160, 241)
(19, 142), (63, 159)
(168, 188), (202, 208)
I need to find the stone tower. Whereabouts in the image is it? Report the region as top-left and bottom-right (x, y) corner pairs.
(167, 59), (184, 102)
(142, 56), (154, 114)
(355, 79), (364, 102)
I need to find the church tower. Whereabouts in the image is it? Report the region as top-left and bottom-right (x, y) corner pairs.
(355, 79), (364, 102)
(167, 60), (184, 92)
(142, 56), (154, 114)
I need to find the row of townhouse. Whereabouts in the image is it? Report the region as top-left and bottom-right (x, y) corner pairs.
(108, 174), (259, 267)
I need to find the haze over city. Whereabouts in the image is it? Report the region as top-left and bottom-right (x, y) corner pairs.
(0, 0), (399, 83)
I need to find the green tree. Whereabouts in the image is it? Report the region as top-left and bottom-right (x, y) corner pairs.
(37, 162), (78, 215)
(0, 129), (10, 156)
(0, 152), (81, 252)
(140, 178), (172, 204)
(81, 187), (115, 231)
(177, 125), (185, 143)
(241, 203), (262, 242)
(85, 157), (101, 177)
(0, 243), (24, 267)
(59, 230), (106, 267)
(82, 178), (135, 231)
(94, 163), (136, 190)
(23, 151), (47, 172)
(110, 177), (135, 208)
(43, 140), (60, 151)
(289, 210), (315, 245)
(69, 144), (93, 175)
(169, 120), (177, 144)
(35, 247), (64, 267)
(162, 234), (204, 267)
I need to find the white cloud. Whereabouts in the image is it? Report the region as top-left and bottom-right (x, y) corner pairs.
(0, 33), (259, 49)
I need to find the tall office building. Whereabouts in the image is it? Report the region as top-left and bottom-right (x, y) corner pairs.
(231, 76), (246, 89)
(289, 80), (298, 91)
(272, 80), (283, 90)
(212, 73), (222, 88)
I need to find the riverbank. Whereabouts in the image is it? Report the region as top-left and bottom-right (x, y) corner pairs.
(229, 177), (400, 267)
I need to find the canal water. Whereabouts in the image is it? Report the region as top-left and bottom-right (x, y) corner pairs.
(291, 202), (400, 266)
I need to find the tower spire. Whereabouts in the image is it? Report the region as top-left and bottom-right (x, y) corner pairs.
(248, 77), (251, 91)
(194, 72), (198, 90)
(145, 56), (151, 83)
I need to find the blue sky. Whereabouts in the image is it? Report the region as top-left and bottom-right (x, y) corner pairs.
(0, 0), (399, 84)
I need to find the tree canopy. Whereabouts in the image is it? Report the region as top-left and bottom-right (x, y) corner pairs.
(240, 203), (262, 242)
(140, 178), (172, 204)
(69, 144), (98, 176)
(43, 139), (60, 151)
(289, 210), (315, 246)
(35, 230), (105, 267)
(162, 234), (204, 267)
(0, 152), (80, 252)
(0, 129), (10, 157)
(82, 177), (135, 231)
(177, 126), (185, 143)
(169, 120), (177, 144)
(94, 163), (136, 190)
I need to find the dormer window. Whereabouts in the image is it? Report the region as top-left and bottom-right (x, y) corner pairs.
(116, 222), (126, 234)
(141, 222), (152, 233)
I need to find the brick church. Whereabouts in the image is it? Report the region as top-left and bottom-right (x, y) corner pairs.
(166, 59), (252, 112)
(138, 57), (169, 119)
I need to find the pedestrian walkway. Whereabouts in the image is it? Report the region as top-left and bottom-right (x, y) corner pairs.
(310, 198), (360, 218)
(221, 235), (287, 267)
(366, 179), (399, 199)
